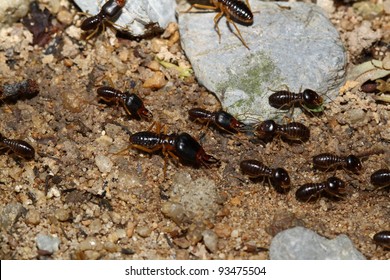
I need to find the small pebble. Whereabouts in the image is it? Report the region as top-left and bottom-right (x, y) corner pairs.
(104, 241), (119, 253)
(202, 229), (219, 253)
(79, 237), (102, 251)
(384, 0), (390, 15)
(95, 154), (114, 173)
(126, 222), (136, 238)
(186, 226), (204, 246)
(136, 226), (152, 238)
(89, 219), (102, 234)
(57, 9), (73, 25)
(173, 237), (190, 249)
(344, 108), (365, 125)
(161, 201), (188, 225)
(55, 208), (71, 222)
(25, 209), (40, 225)
(142, 71), (167, 89)
(36, 234), (60, 254)
(83, 250), (101, 260)
(0, 203), (26, 231)
(214, 223), (232, 238)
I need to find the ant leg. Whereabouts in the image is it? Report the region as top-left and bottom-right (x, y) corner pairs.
(85, 24), (103, 40)
(223, 11), (250, 49)
(146, 121), (157, 132)
(184, 4), (218, 13)
(244, 0), (252, 12)
(115, 143), (162, 156)
(213, 11), (224, 43)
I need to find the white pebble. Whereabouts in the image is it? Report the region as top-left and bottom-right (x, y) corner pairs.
(95, 155), (113, 173)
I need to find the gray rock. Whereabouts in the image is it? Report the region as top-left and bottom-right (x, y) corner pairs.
(179, 2), (346, 122)
(0, 0), (30, 27)
(202, 229), (219, 253)
(0, 202), (26, 232)
(36, 234), (60, 254)
(74, 0), (176, 36)
(270, 226), (366, 260)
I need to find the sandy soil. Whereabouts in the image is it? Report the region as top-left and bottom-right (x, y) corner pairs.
(0, 0), (389, 260)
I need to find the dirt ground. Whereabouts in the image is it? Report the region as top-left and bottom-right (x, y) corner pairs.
(0, 0), (389, 260)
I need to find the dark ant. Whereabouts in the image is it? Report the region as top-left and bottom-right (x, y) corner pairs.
(370, 169), (390, 188)
(185, 0), (253, 49)
(373, 231), (390, 249)
(240, 159), (290, 192)
(312, 153), (362, 173)
(268, 88), (324, 114)
(295, 176), (346, 202)
(97, 86), (152, 120)
(0, 79), (39, 102)
(188, 108), (246, 134)
(122, 123), (219, 176)
(254, 119), (310, 143)
(80, 0), (126, 39)
(0, 133), (35, 160)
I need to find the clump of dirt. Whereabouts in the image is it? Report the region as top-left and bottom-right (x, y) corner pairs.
(0, 0), (389, 260)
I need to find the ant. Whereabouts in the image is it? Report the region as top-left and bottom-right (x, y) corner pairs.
(97, 86), (152, 120)
(268, 88), (324, 115)
(373, 231), (390, 249)
(370, 169), (390, 188)
(295, 176), (346, 202)
(240, 159), (290, 192)
(80, 0), (126, 39)
(254, 119), (310, 143)
(312, 153), (362, 174)
(121, 123), (219, 176)
(0, 79), (39, 102)
(0, 133), (35, 160)
(188, 107), (247, 134)
(185, 0), (253, 49)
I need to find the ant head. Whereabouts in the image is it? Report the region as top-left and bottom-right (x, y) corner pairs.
(327, 176), (345, 191)
(271, 168), (290, 189)
(302, 89), (323, 108)
(345, 155), (362, 173)
(255, 120), (276, 140)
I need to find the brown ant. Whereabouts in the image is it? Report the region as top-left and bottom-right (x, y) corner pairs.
(120, 123), (219, 176)
(97, 86), (152, 120)
(254, 119), (310, 143)
(80, 0), (126, 39)
(240, 159), (290, 192)
(0, 133), (35, 160)
(373, 231), (390, 249)
(295, 176), (346, 202)
(188, 108), (247, 134)
(268, 88), (324, 114)
(370, 169), (390, 188)
(185, 0), (253, 49)
(312, 153), (362, 174)
(0, 79), (39, 102)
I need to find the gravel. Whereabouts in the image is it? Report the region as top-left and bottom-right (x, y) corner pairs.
(0, 0), (389, 260)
